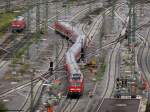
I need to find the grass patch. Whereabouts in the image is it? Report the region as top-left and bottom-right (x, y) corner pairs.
(0, 12), (18, 38)
(95, 62), (106, 81)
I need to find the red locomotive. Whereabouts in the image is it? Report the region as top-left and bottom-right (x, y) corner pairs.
(67, 74), (84, 97)
(53, 21), (86, 97)
(11, 16), (26, 33)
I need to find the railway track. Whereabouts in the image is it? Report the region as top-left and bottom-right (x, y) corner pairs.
(0, 1), (95, 110)
(48, 1), (103, 30)
(69, 1), (150, 111)
(0, 0), (71, 71)
(5, 33), (33, 59)
(137, 28), (150, 85)
(0, 0), (73, 60)
(53, 6), (103, 112)
(64, 2), (128, 112)
(45, 2), (110, 112)
(93, 43), (120, 112)
(84, 17), (125, 111)
(18, 37), (69, 111)
(144, 30), (150, 79)
(0, 34), (51, 97)
(75, 4), (150, 111)
(62, 1), (128, 112)
(146, 44), (150, 74)
(60, 99), (79, 112)
(0, 33), (15, 49)
(0, 33), (25, 59)
(93, 28), (128, 112)
(82, 1), (130, 49)
(25, 32), (71, 111)
(81, 3), (126, 46)
(85, 47), (118, 112)
(19, 80), (44, 112)
(92, 3), (130, 110)
(0, 0), (149, 111)
(0, 33), (39, 95)
(0, 0), (26, 12)
(0, 35), (68, 96)
(87, 0), (150, 58)
(58, 4), (111, 112)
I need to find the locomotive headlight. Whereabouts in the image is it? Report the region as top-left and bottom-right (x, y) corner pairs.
(70, 88), (80, 91)
(76, 88), (81, 91)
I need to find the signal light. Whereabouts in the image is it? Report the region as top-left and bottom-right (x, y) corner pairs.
(49, 61), (53, 75)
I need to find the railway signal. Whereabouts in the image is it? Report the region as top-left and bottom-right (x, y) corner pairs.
(49, 61), (53, 75)
(121, 78), (128, 88)
(81, 48), (85, 61)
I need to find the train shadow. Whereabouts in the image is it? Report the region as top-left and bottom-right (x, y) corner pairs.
(67, 94), (82, 99)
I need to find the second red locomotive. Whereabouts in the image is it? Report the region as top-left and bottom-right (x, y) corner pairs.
(11, 16), (26, 33)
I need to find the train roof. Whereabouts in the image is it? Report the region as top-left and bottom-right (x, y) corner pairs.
(71, 74), (81, 80)
(69, 73), (83, 81)
(59, 21), (75, 32)
(57, 20), (84, 35)
(65, 52), (82, 74)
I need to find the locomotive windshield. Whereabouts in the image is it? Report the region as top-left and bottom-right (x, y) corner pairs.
(72, 74), (81, 80)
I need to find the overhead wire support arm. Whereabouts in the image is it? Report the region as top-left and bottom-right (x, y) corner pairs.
(26, 0), (31, 33)
(36, 0), (40, 33)
(5, 0), (10, 12)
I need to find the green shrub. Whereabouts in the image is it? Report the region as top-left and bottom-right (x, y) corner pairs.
(0, 12), (17, 32)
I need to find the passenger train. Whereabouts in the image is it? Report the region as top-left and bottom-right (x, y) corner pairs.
(53, 21), (86, 97)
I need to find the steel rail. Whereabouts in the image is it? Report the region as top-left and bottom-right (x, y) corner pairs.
(137, 28), (150, 86)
